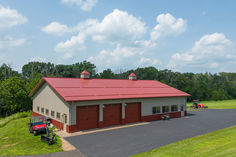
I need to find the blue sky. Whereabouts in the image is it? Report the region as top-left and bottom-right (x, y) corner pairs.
(0, 0), (235, 73)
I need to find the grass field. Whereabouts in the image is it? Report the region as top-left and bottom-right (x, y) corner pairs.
(0, 114), (63, 156)
(187, 99), (236, 109)
(132, 125), (236, 157)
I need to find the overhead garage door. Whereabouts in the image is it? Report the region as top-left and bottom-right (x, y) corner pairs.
(125, 102), (141, 124)
(76, 105), (99, 131)
(103, 104), (122, 127)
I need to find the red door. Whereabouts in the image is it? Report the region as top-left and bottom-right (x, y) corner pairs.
(76, 105), (99, 131)
(125, 102), (141, 124)
(103, 104), (122, 127)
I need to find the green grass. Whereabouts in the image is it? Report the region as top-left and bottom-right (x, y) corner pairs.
(187, 99), (236, 109)
(0, 114), (63, 156)
(132, 125), (236, 157)
(0, 111), (32, 128)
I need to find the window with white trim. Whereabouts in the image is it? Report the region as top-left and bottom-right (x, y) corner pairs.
(51, 110), (55, 117)
(37, 106), (40, 112)
(171, 105), (178, 112)
(152, 106), (161, 114)
(46, 109), (49, 115)
(162, 106), (169, 113)
(41, 107), (44, 113)
(56, 112), (60, 120)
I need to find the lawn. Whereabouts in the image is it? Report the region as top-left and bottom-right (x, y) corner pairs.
(0, 114), (63, 156)
(132, 125), (236, 157)
(187, 99), (236, 109)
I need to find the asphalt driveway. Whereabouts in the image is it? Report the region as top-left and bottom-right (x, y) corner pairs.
(65, 109), (236, 157)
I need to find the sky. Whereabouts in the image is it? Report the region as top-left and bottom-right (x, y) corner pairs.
(0, 0), (236, 73)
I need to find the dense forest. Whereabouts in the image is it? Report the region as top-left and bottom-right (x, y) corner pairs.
(0, 61), (236, 117)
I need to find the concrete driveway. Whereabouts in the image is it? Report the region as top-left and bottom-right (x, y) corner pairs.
(65, 109), (236, 157)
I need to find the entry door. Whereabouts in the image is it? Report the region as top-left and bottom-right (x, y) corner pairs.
(62, 114), (67, 131)
(180, 105), (185, 116)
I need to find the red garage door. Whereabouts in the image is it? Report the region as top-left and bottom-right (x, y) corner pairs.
(125, 102), (141, 124)
(76, 105), (99, 131)
(103, 104), (122, 127)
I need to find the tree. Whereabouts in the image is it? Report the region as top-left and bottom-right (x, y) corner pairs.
(100, 69), (115, 79)
(0, 64), (19, 79)
(0, 76), (31, 117)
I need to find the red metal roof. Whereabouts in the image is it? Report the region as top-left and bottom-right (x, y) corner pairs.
(81, 70), (90, 75)
(29, 77), (191, 102)
(129, 73), (136, 77)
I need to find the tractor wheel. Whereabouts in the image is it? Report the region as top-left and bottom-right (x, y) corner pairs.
(33, 131), (37, 136)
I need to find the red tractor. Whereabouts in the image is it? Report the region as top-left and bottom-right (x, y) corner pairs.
(28, 116), (49, 136)
(192, 100), (208, 109)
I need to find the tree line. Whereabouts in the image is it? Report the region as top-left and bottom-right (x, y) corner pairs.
(0, 61), (236, 117)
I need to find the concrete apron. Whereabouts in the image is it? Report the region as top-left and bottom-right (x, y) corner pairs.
(56, 122), (150, 138)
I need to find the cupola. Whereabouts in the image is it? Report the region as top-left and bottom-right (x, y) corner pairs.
(80, 70), (90, 79)
(129, 73), (136, 80)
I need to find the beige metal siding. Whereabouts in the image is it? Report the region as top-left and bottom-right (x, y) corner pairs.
(32, 83), (70, 124)
(141, 97), (186, 116)
(71, 97), (187, 125)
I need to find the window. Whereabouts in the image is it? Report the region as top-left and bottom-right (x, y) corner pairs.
(56, 112), (60, 120)
(51, 110), (55, 117)
(37, 106), (40, 112)
(152, 106), (161, 114)
(41, 107), (44, 113)
(171, 105), (178, 112)
(46, 109), (49, 115)
(162, 106), (169, 113)
(181, 105), (184, 111)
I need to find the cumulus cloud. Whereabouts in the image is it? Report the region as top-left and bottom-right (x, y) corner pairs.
(55, 32), (86, 52)
(88, 45), (140, 67)
(61, 0), (98, 11)
(0, 5), (27, 29)
(41, 22), (69, 36)
(43, 10), (187, 70)
(0, 37), (25, 50)
(54, 9), (146, 52)
(90, 9), (146, 44)
(138, 57), (160, 67)
(168, 33), (236, 72)
(150, 13), (187, 41)
(30, 56), (46, 62)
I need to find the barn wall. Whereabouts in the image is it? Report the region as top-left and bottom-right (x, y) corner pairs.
(32, 83), (70, 125)
(141, 97), (186, 116)
(71, 96), (187, 125)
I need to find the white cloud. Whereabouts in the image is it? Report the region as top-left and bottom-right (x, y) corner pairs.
(168, 33), (236, 72)
(138, 57), (160, 67)
(41, 22), (69, 36)
(61, 0), (97, 11)
(88, 45), (144, 68)
(0, 37), (25, 49)
(150, 13), (187, 41)
(54, 9), (147, 52)
(91, 9), (146, 44)
(55, 32), (86, 52)
(0, 5), (27, 29)
(30, 56), (46, 62)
